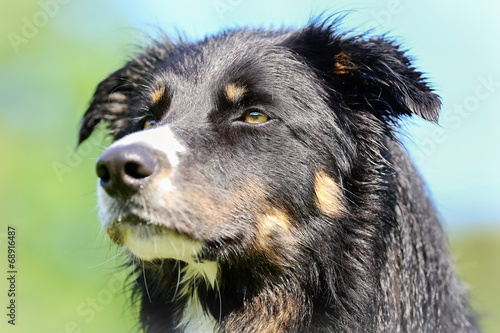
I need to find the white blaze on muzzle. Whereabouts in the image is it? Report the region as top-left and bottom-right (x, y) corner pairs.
(109, 125), (186, 168)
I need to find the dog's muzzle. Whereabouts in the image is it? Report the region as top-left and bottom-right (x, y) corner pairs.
(93, 127), (209, 262)
(95, 126), (185, 200)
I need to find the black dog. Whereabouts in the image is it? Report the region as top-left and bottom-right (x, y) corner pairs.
(79, 21), (478, 332)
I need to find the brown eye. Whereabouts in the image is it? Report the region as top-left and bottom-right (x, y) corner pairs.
(244, 110), (269, 124)
(142, 117), (157, 130)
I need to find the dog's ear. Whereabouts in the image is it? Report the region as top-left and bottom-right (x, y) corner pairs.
(283, 23), (441, 122)
(79, 40), (175, 144)
(79, 65), (137, 144)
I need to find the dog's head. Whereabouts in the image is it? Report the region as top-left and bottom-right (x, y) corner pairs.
(80, 23), (440, 268)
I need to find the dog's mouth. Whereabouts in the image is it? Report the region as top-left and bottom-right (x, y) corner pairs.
(114, 214), (157, 227)
(106, 214), (161, 243)
(106, 213), (205, 262)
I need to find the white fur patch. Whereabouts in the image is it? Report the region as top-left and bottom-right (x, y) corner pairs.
(124, 228), (203, 262)
(109, 125), (186, 168)
(177, 262), (219, 333)
(178, 291), (218, 333)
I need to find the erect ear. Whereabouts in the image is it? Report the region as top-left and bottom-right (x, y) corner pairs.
(283, 22), (441, 122)
(79, 39), (175, 144)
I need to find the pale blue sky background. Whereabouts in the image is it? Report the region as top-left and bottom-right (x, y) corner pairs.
(1, 0), (499, 228)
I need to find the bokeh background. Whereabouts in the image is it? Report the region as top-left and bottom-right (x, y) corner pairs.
(1, 0), (499, 332)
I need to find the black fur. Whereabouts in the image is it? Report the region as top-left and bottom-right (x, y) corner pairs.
(80, 21), (477, 332)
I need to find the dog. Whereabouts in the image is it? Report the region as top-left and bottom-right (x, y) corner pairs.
(79, 20), (478, 332)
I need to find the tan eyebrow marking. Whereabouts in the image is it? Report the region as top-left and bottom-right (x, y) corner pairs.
(151, 86), (166, 105)
(254, 208), (297, 266)
(224, 83), (247, 103)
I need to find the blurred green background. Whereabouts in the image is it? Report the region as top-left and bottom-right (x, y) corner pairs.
(0, 1), (498, 332)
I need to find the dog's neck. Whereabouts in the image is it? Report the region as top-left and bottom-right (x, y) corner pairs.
(176, 259), (243, 329)
(176, 261), (219, 332)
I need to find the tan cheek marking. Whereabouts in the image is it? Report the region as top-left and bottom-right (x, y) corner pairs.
(225, 83), (247, 103)
(255, 209), (294, 251)
(333, 52), (355, 75)
(162, 185), (232, 230)
(314, 171), (343, 216)
(151, 86), (166, 105)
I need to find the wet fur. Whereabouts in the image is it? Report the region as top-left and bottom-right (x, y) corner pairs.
(80, 21), (477, 332)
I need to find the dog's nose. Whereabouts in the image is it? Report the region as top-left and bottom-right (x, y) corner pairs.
(96, 144), (157, 198)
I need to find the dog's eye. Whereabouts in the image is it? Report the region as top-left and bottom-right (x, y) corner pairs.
(244, 109), (269, 124)
(142, 117), (157, 130)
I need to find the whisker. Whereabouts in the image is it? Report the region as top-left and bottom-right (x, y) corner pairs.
(142, 262), (152, 303)
(88, 247), (127, 268)
(172, 260), (182, 301)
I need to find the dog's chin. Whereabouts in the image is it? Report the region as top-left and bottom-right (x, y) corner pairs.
(106, 215), (205, 263)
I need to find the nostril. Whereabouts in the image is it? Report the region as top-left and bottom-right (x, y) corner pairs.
(96, 162), (111, 183)
(124, 161), (154, 179)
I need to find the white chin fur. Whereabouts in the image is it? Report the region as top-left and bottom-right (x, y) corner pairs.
(123, 228), (204, 262)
